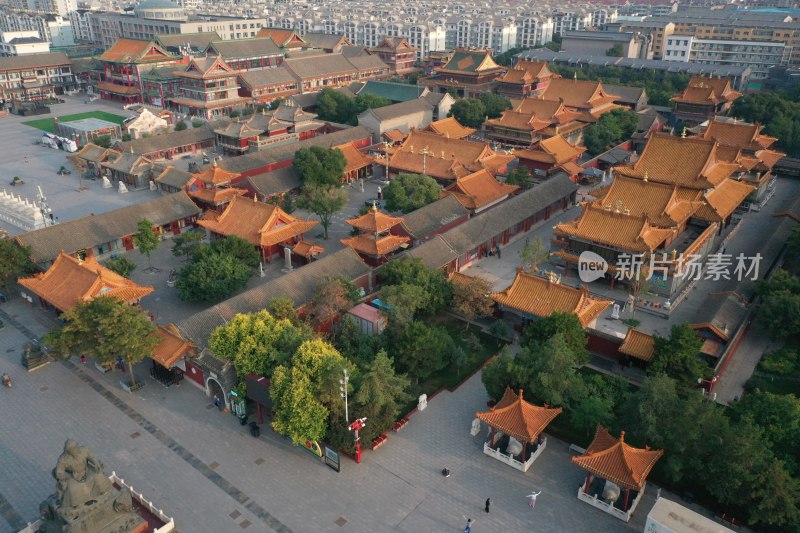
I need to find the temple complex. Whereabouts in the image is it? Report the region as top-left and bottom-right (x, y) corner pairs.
(341, 204), (409, 266)
(494, 60), (556, 99)
(18, 252), (153, 315)
(418, 48), (506, 98)
(572, 425), (663, 522)
(475, 388), (561, 472)
(171, 56), (248, 120)
(484, 98), (585, 146)
(96, 39), (180, 104)
(672, 76), (742, 126)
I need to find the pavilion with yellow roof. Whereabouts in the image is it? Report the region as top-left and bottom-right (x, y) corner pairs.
(572, 424), (663, 522)
(185, 160), (246, 210)
(491, 269), (611, 329)
(197, 195), (318, 262)
(18, 252), (154, 315)
(475, 388), (561, 472)
(150, 323), (197, 386)
(341, 204), (409, 266)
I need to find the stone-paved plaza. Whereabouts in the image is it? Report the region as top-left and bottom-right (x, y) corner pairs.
(0, 293), (723, 533)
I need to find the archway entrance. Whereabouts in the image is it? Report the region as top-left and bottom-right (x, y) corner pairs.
(207, 378), (225, 408)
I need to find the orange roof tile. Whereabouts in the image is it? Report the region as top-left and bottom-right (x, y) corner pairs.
(334, 142), (373, 173)
(694, 178), (755, 222)
(187, 187), (245, 204)
(100, 39), (174, 63)
(340, 234), (409, 256)
(382, 129), (407, 143)
(491, 270), (611, 327)
(256, 28), (306, 47)
(497, 60), (554, 85)
(539, 78), (619, 110)
(589, 175), (703, 228)
(192, 161), (241, 185)
(701, 120), (777, 151)
(615, 134), (739, 189)
(516, 135), (585, 165)
(346, 205), (404, 233)
(476, 388), (562, 444)
(555, 205), (674, 253)
(426, 117), (477, 139)
(618, 327), (655, 362)
(443, 169), (518, 210)
(572, 425), (663, 490)
(197, 195), (317, 247)
(178, 56), (239, 79)
(754, 149), (785, 170)
(292, 240), (324, 258)
(153, 324), (196, 368)
(672, 76), (741, 106)
(18, 252), (153, 312)
(95, 82), (140, 95)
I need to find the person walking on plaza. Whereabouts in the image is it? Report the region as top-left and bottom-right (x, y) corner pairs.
(214, 395), (222, 411)
(527, 490), (542, 508)
(80, 355), (86, 365)
(485, 498), (491, 513)
(463, 517), (473, 533)
(377, 186), (382, 200)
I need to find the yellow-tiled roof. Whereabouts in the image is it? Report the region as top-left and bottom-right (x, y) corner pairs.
(694, 178), (755, 222)
(153, 324), (196, 369)
(426, 117), (477, 139)
(340, 234), (409, 256)
(618, 327), (655, 362)
(442, 169), (518, 210)
(476, 388), (562, 444)
(555, 205), (674, 253)
(346, 205), (404, 233)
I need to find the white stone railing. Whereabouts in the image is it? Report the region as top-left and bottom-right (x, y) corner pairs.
(482, 437), (547, 473)
(0, 189), (47, 231)
(110, 471), (175, 533)
(575, 481), (645, 523)
(17, 472), (175, 533)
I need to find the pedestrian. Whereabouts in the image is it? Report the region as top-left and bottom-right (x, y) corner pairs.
(360, 178), (364, 193)
(80, 355), (86, 365)
(214, 395), (221, 411)
(463, 517), (473, 533)
(497, 246), (501, 259)
(485, 497), (491, 513)
(377, 185), (382, 200)
(527, 490), (542, 508)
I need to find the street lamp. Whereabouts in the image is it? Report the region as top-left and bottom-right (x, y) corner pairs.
(348, 417), (367, 464)
(420, 145), (430, 176)
(382, 140), (391, 180)
(339, 368), (349, 423)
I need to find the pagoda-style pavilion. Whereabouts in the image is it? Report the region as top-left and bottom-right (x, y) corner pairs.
(515, 135), (586, 181)
(494, 59), (557, 99)
(197, 195), (318, 262)
(672, 76), (742, 126)
(484, 98), (584, 146)
(572, 425), (663, 522)
(18, 252), (154, 315)
(475, 388), (561, 472)
(341, 204), (409, 266)
(185, 160), (246, 210)
(418, 48), (506, 98)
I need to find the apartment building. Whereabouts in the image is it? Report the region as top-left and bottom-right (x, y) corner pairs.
(0, 51), (76, 102)
(0, 12), (74, 48)
(663, 35), (791, 80)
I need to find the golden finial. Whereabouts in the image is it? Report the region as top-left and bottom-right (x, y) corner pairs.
(212, 159), (218, 167)
(681, 127), (687, 139)
(573, 71), (577, 81)
(372, 200), (377, 211)
(643, 171), (648, 182)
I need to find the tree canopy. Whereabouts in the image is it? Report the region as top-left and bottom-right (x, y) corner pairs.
(43, 296), (158, 385)
(505, 166), (532, 189)
(176, 242), (254, 303)
(451, 275), (494, 326)
(583, 108), (640, 156)
(382, 173), (441, 213)
(315, 88), (393, 125)
(293, 145), (347, 188)
(477, 92), (512, 119)
(449, 98), (487, 129)
(171, 230), (204, 259)
(732, 90), (800, 157)
(0, 238), (35, 287)
(649, 323), (706, 386)
(380, 257), (452, 315)
(101, 256), (136, 278)
(297, 185), (348, 240)
(132, 218), (160, 268)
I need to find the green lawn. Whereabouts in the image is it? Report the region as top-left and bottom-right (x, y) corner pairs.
(403, 314), (505, 414)
(23, 111), (128, 133)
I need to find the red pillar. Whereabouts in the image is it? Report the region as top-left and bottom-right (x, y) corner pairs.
(623, 488), (631, 511)
(583, 474), (593, 493)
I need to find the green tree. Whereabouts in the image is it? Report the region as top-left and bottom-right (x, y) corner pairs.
(505, 166), (532, 188)
(332, 315), (385, 370)
(101, 256), (136, 278)
(305, 276), (359, 327)
(449, 98), (487, 129)
(381, 282), (429, 325)
(759, 289), (800, 339)
(43, 296), (158, 385)
(297, 186), (348, 240)
(582, 109), (640, 156)
(94, 134), (112, 148)
(522, 312), (588, 363)
(649, 323), (705, 386)
(271, 365), (329, 444)
(316, 88), (358, 125)
(171, 230), (204, 260)
(0, 238), (35, 287)
(380, 257), (452, 314)
(382, 173), (441, 213)
(477, 92), (512, 119)
(606, 43), (624, 57)
(518, 236), (549, 273)
(293, 146), (347, 188)
(353, 349), (411, 443)
(451, 275), (494, 328)
(191, 119), (204, 128)
(208, 235), (260, 269)
(494, 47), (528, 66)
(733, 90), (800, 157)
(522, 333), (587, 408)
(269, 296), (299, 326)
(730, 390), (800, 473)
(391, 320), (453, 382)
(354, 93), (392, 114)
(132, 218), (160, 270)
(174, 120), (187, 131)
(481, 349), (520, 400)
(209, 310), (310, 378)
(176, 252), (252, 303)
(281, 193), (296, 214)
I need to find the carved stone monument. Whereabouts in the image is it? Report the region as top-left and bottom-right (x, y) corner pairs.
(36, 439), (146, 533)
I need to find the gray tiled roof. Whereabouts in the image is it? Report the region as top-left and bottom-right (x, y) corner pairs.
(154, 165), (193, 188)
(361, 98), (432, 121)
(406, 174), (578, 269)
(400, 195), (469, 239)
(17, 191), (201, 264)
(603, 84), (646, 105)
(207, 37), (282, 60)
(0, 52), (70, 72)
(116, 125), (216, 156)
(691, 292), (748, 338)
(156, 32), (220, 50)
(345, 54), (388, 71)
(247, 166), (301, 198)
(285, 53), (358, 79)
(218, 126), (371, 174)
(239, 66), (298, 89)
(302, 32), (348, 50)
(177, 248), (370, 348)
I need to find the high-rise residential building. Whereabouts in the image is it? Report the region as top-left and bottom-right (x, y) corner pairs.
(10, 0), (76, 18)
